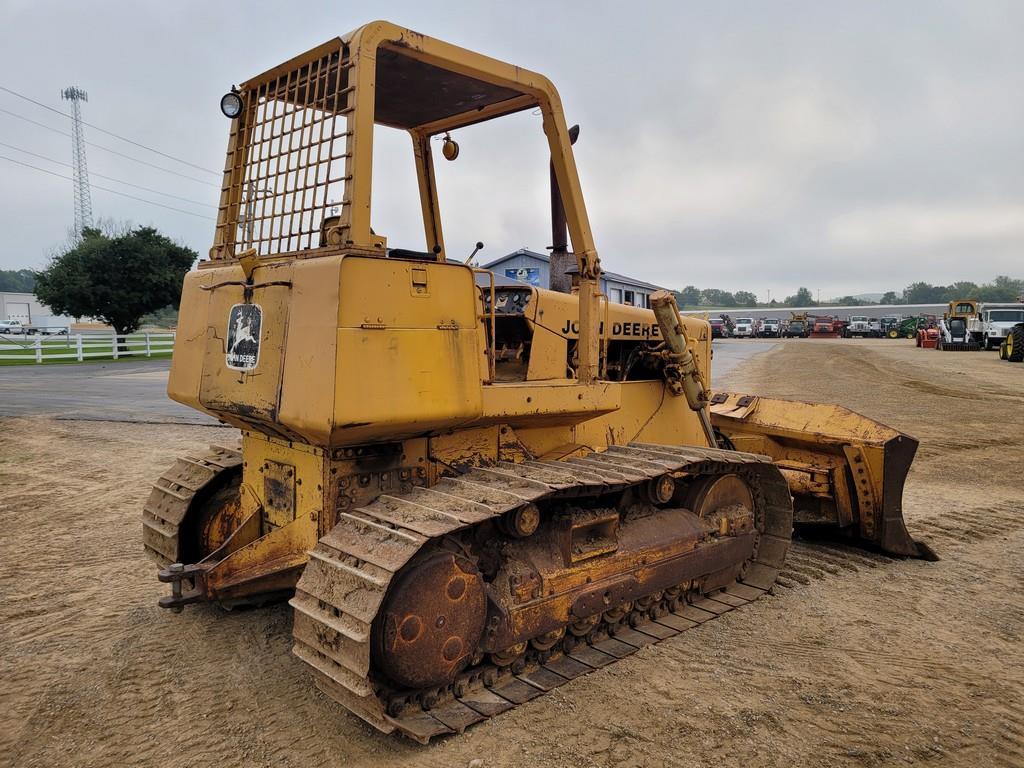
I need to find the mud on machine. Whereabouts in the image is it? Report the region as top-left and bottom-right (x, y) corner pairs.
(144, 20), (934, 742)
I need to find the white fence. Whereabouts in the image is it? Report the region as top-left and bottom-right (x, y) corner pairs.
(0, 331), (176, 363)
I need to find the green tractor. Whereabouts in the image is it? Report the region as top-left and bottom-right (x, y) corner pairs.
(889, 316), (924, 339)
(999, 323), (1024, 362)
(880, 315), (900, 337)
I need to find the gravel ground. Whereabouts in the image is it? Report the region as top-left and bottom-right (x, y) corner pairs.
(1, 338), (1021, 768)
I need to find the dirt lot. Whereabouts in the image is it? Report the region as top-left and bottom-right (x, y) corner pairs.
(2, 339), (1022, 768)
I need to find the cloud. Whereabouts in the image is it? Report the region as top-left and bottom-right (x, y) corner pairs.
(827, 204), (1024, 249)
(0, 0), (1021, 302)
(584, 73), (877, 237)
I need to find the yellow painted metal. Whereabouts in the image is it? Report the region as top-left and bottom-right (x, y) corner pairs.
(710, 392), (930, 557)
(650, 290), (716, 446)
(574, 381), (705, 449)
(278, 256), (345, 443)
(199, 263), (293, 423)
(242, 433), (325, 529)
(480, 381), (620, 428)
(521, 288), (710, 382)
(209, 19), (603, 387)
(161, 18), (928, 609)
(191, 433), (325, 598)
(333, 256), (484, 444)
(410, 129), (445, 258)
(945, 299), (979, 319)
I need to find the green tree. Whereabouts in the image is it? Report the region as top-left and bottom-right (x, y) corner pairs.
(677, 285), (701, 307)
(785, 287), (815, 307)
(833, 295), (868, 306)
(977, 275), (1024, 302)
(34, 226), (196, 338)
(733, 290), (758, 307)
(0, 269), (36, 292)
(139, 304), (180, 328)
(880, 291), (900, 305)
(902, 282), (946, 304)
(700, 288), (736, 307)
(943, 281), (979, 301)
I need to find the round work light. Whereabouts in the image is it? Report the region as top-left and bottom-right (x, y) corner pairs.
(220, 90), (243, 119)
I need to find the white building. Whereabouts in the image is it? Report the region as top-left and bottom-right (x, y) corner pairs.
(0, 291), (74, 330)
(482, 249), (666, 308)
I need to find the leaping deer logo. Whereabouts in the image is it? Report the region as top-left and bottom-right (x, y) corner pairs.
(229, 311), (258, 355)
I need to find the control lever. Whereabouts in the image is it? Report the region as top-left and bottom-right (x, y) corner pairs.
(465, 241), (484, 265)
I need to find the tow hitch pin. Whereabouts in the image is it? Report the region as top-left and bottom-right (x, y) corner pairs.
(169, 563), (184, 614)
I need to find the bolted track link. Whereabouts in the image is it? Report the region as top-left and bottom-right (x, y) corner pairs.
(290, 442), (793, 742)
(142, 444), (242, 566)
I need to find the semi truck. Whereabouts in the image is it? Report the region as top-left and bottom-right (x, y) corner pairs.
(974, 303), (1024, 350)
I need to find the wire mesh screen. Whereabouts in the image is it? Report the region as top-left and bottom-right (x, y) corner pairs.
(216, 44), (353, 257)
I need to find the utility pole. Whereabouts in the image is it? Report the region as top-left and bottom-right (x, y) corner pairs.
(240, 181), (273, 244)
(61, 86), (93, 237)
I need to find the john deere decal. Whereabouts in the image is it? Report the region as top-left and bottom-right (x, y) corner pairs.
(225, 303), (262, 371)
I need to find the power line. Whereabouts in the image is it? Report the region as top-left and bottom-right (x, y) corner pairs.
(0, 84), (220, 176)
(0, 153), (215, 221)
(0, 140), (216, 209)
(0, 106), (220, 188)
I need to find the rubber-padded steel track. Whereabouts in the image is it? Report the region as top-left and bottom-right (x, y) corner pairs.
(142, 445), (242, 566)
(290, 442), (793, 742)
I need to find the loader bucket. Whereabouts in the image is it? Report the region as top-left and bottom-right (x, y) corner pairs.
(709, 392), (937, 560)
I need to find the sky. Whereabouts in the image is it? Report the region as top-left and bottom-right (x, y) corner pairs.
(0, 0), (1021, 302)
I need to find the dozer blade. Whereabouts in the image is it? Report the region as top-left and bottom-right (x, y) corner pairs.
(709, 392), (937, 560)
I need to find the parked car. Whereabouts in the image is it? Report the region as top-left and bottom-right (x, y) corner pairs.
(733, 317), (755, 338)
(759, 318), (781, 338)
(0, 320), (26, 335)
(709, 318), (728, 339)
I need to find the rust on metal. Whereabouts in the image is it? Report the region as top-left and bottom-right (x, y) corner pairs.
(142, 445), (243, 567)
(262, 459), (296, 527)
(147, 18), (933, 748)
(373, 552), (487, 689)
(289, 443), (793, 742)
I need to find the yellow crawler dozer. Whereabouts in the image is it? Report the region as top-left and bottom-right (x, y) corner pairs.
(145, 20), (934, 742)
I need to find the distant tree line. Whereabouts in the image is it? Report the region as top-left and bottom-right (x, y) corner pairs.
(675, 286), (761, 308)
(0, 269), (36, 292)
(674, 276), (1023, 309)
(888, 275), (1023, 304)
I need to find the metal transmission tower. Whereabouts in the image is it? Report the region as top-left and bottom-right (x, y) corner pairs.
(61, 86), (93, 235)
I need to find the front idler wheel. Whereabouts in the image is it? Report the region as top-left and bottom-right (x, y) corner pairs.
(684, 473), (756, 536)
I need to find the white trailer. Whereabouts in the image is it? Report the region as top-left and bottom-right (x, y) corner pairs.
(25, 315), (72, 335)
